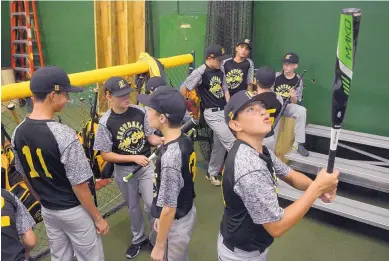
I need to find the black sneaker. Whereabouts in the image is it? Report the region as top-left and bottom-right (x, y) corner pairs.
(293, 143), (309, 157)
(126, 239), (150, 259)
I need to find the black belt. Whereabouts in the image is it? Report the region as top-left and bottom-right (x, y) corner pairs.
(222, 238), (266, 254)
(210, 107), (224, 112)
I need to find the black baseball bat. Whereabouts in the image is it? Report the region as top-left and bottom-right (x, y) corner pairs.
(327, 8), (362, 173)
(265, 70), (306, 138)
(123, 118), (199, 182)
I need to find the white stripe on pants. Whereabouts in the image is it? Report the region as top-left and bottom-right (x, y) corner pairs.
(217, 233), (269, 261)
(283, 103), (307, 144)
(42, 205), (104, 261)
(204, 109), (236, 177)
(114, 163), (156, 245)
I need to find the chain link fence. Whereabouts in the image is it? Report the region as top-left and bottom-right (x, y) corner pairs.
(1, 57), (193, 260)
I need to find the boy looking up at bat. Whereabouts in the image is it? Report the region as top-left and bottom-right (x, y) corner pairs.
(273, 52), (309, 156)
(94, 77), (163, 259)
(218, 90), (339, 261)
(137, 87), (197, 261)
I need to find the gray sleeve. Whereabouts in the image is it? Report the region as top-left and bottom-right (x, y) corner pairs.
(247, 59), (254, 84)
(11, 126), (26, 176)
(46, 122), (93, 186)
(143, 107), (155, 136)
(93, 123), (113, 152)
(272, 71), (283, 92)
(221, 61), (228, 92)
(156, 143), (184, 208)
(234, 171), (284, 224)
(182, 65), (205, 91)
(295, 75), (304, 101)
(61, 140), (93, 185)
(269, 149), (291, 178)
(13, 150), (26, 176)
(14, 193), (36, 235)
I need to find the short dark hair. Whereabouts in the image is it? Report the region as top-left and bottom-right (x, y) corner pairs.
(32, 92), (50, 102)
(256, 82), (273, 90)
(155, 111), (182, 129)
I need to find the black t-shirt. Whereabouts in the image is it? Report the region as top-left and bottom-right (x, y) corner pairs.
(256, 92), (282, 136)
(12, 118), (94, 210)
(274, 72), (303, 102)
(183, 64), (226, 109)
(222, 58), (254, 96)
(93, 106), (153, 166)
(151, 134), (196, 220)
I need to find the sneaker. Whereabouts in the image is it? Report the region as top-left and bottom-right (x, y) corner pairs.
(206, 173), (221, 186)
(293, 142), (309, 157)
(126, 239), (150, 259)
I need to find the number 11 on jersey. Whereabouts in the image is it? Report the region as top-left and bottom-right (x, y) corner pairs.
(22, 146), (53, 179)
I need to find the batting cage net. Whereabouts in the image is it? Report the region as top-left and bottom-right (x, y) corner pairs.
(1, 53), (193, 260)
(205, 0), (254, 55)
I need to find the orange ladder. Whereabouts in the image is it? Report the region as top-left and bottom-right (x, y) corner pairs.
(10, 0), (44, 82)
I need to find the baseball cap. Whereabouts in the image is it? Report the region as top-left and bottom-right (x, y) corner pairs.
(255, 66), (276, 88)
(282, 52), (299, 64)
(104, 77), (133, 97)
(224, 90), (266, 125)
(137, 87), (186, 123)
(205, 44), (230, 61)
(30, 66), (83, 93)
(236, 38), (252, 49)
(146, 76), (167, 93)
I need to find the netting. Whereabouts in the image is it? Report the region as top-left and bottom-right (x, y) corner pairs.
(1, 59), (193, 260)
(205, 0), (254, 55)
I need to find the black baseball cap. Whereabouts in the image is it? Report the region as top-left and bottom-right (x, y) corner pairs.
(205, 44), (230, 61)
(282, 52), (299, 64)
(104, 77), (133, 97)
(224, 90), (266, 125)
(137, 87), (186, 123)
(236, 38), (252, 49)
(30, 66), (83, 93)
(146, 76), (167, 93)
(255, 66), (276, 88)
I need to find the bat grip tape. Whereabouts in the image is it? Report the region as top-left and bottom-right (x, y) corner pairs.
(327, 150), (337, 173)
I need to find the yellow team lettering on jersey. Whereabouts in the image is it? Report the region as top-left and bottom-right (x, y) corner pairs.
(1, 196), (10, 227)
(189, 152), (197, 182)
(22, 146), (53, 179)
(266, 108), (276, 125)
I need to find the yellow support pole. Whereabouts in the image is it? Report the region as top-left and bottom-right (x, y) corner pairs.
(1, 54), (193, 102)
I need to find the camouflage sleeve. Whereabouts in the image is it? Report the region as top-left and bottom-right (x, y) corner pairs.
(296, 74), (304, 102)
(269, 149), (291, 178)
(247, 59), (254, 85)
(13, 192), (36, 235)
(182, 65), (205, 91)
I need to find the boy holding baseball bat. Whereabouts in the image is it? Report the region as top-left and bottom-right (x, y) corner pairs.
(93, 76), (163, 259)
(137, 87), (197, 261)
(218, 90), (339, 261)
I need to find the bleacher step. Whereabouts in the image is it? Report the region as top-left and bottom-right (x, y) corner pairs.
(278, 180), (389, 230)
(285, 151), (389, 193)
(305, 124), (389, 150)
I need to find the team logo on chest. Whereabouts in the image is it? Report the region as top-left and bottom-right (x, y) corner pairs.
(226, 69), (244, 89)
(116, 121), (145, 154)
(275, 84), (292, 98)
(209, 76), (224, 99)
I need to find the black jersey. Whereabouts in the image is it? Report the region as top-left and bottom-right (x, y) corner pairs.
(12, 118), (94, 210)
(222, 58), (254, 96)
(183, 64), (226, 109)
(151, 134), (196, 220)
(274, 72), (303, 102)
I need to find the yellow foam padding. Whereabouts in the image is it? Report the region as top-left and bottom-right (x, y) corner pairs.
(275, 117), (296, 163)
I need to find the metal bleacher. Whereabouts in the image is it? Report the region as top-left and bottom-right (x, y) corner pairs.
(281, 124), (389, 230)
